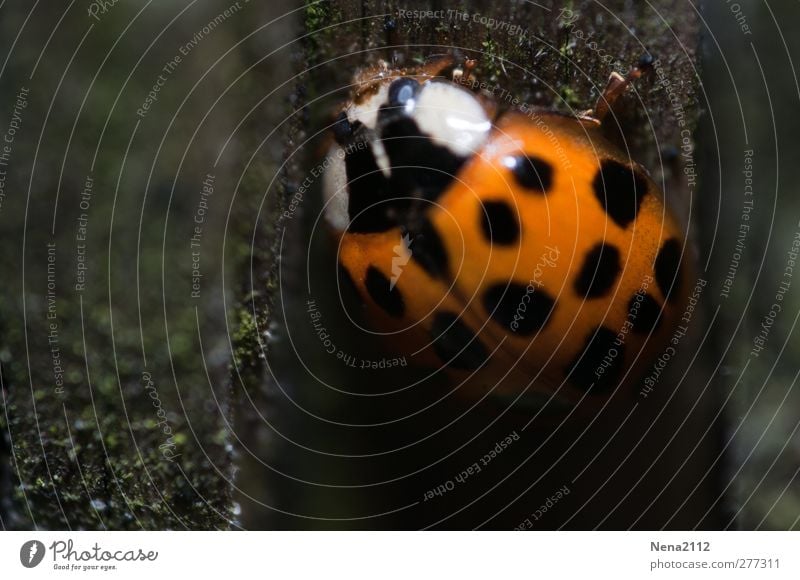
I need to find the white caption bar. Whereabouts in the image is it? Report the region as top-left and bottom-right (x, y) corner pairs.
(0, 531), (796, 578)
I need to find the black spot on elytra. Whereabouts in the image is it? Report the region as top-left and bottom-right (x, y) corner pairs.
(566, 326), (625, 393)
(411, 217), (449, 279)
(480, 200), (520, 245)
(574, 243), (622, 298)
(655, 238), (683, 302)
(365, 266), (404, 318)
(337, 262), (364, 314)
(592, 159), (649, 228)
(506, 154), (553, 193)
(337, 262), (360, 300)
(629, 292), (662, 334)
(483, 282), (555, 335)
(431, 311), (489, 371)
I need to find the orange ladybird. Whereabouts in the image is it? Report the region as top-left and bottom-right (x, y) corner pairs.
(321, 57), (687, 406)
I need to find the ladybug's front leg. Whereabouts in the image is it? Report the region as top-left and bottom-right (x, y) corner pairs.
(583, 54), (656, 123)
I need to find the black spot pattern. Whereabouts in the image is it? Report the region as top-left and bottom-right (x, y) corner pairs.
(411, 218), (449, 279)
(480, 201), (520, 245)
(566, 326), (625, 393)
(574, 243), (622, 298)
(337, 262), (360, 299)
(629, 292), (662, 334)
(431, 311), (489, 371)
(592, 159), (649, 228)
(365, 266), (404, 318)
(506, 154), (553, 193)
(337, 262), (364, 315)
(655, 238), (683, 302)
(483, 282), (555, 335)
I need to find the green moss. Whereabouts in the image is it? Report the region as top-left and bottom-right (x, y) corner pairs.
(559, 85), (582, 108)
(480, 37), (504, 83)
(304, 0), (342, 58)
(232, 308), (261, 371)
(305, 0), (330, 32)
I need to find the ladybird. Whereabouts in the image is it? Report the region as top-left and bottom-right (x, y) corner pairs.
(321, 57), (687, 406)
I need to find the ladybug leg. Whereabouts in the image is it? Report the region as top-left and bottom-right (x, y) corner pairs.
(451, 58), (477, 84)
(592, 71), (630, 121)
(583, 54), (655, 123)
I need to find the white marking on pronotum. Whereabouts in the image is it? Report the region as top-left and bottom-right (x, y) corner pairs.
(345, 82), (392, 175)
(412, 81), (491, 156)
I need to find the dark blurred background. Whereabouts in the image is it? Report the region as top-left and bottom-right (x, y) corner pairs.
(0, 0), (798, 530)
